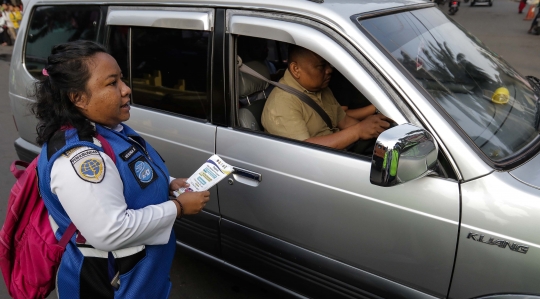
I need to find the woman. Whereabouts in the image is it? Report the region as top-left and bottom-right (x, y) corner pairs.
(33, 40), (210, 298)
(0, 12), (7, 46)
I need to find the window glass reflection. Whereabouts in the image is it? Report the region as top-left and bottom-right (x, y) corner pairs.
(131, 27), (210, 120)
(361, 8), (539, 161)
(25, 6), (101, 79)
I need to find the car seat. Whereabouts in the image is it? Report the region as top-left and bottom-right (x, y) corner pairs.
(237, 57), (273, 131)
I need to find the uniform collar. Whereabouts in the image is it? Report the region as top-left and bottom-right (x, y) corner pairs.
(94, 122), (125, 134)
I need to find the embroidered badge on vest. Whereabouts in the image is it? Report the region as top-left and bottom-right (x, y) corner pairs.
(120, 145), (138, 161)
(70, 149), (105, 183)
(129, 156), (158, 188)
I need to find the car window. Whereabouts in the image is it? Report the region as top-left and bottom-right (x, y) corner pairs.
(25, 5), (102, 79)
(108, 26), (210, 120)
(235, 36), (375, 155)
(359, 7), (539, 162)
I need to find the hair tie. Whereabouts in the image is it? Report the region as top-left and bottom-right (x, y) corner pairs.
(42, 68), (49, 76)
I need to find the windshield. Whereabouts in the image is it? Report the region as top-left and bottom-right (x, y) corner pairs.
(359, 7), (540, 162)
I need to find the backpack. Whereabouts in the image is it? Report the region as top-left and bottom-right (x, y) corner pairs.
(0, 133), (116, 299)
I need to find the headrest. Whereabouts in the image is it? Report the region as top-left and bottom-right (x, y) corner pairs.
(238, 56), (270, 97)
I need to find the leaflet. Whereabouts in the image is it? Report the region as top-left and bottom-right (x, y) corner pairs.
(173, 154), (233, 197)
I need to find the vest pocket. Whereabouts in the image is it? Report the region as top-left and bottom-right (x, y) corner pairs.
(115, 247), (147, 275)
(114, 250), (148, 293)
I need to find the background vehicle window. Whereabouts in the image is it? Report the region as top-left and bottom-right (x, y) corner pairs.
(130, 27), (210, 120)
(25, 5), (102, 79)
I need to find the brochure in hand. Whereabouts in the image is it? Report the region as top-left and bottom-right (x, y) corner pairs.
(173, 154), (234, 197)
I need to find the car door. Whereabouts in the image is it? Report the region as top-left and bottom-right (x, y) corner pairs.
(216, 10), (460, 298)
(105, 7), (220, 256)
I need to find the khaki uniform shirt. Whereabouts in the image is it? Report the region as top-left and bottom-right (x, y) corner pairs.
(261, 70), (346, 141)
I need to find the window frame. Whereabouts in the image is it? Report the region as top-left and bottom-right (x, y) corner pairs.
(225, 9), (459, 179)
(104, 6), (215, 122)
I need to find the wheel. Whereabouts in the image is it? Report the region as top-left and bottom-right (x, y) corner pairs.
(470, 1), (475, 6)
(489, 0), (493, 6)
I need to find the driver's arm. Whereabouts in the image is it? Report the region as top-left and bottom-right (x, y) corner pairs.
(337, 114), (359, 130)
(304, 127), (360, 149)
(304, 109), (359, 149)
(305, 114), (392, 149)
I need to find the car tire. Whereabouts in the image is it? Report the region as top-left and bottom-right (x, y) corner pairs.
(489, 0), (493, 6)
(470, 1), (475, 6)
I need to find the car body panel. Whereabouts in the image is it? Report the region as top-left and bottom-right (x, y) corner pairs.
(125, 108), (219, 213)
(510, 152), (540, 190)
(220, 218), (439, 299)
(450, 171), (540, 298)
(216, 127), (460, 297)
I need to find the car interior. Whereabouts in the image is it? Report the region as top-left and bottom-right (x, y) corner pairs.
(235, 35), (377, 153)
(234, 35), (457, 179)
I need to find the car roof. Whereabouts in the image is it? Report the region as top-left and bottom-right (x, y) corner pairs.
(30, 0), (431, 25)
(29, 0), (432, 45)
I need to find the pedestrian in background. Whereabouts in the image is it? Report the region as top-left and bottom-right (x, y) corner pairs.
(1, 3), (15, 43)
(32, 40), (210, 298)
(8, 4), (21, 35)
(0, 11), (8, 46)
(528, 1), (540, 34)
(519, 0), (527, 13)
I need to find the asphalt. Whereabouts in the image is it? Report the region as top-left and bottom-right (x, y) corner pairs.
(444, 0), (540, 78)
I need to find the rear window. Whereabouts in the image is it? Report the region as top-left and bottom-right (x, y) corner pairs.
(25, 5), (103, 79)
(108, 26), (211, 121)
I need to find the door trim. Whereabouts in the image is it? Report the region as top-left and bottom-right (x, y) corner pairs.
(221, 219), (438, 299)
(107, 6), (214, 30)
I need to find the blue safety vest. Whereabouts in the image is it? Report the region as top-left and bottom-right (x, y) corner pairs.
(37, 124), (175, 299)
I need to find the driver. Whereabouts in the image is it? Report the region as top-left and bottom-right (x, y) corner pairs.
(261, 45), (391, 152)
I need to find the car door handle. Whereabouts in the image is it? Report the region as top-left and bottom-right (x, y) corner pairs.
(232, 166), (262, 187)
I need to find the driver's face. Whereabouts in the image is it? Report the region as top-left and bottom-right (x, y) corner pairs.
(293, 51), (333, 92)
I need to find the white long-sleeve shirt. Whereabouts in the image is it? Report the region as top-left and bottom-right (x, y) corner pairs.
(50, 143), (177, 252)
(2, 11), (13, 28)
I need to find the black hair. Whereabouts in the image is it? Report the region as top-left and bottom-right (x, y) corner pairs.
(287, 44), (312, 66)
(31, 40), (107, 145)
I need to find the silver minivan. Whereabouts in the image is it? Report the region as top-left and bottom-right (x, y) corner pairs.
(10, 0), (540, 298)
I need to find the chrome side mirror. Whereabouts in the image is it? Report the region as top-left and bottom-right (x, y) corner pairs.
(370, 124), (438, 187)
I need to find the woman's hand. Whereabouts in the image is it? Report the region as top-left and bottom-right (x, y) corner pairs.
(177, 191), (210, 215)
(169, 178), (189, 196)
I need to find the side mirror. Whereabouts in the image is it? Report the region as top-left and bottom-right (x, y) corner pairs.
(370, 124), (438, 187)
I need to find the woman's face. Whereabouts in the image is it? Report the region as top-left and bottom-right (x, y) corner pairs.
(74, 52), (131, 128)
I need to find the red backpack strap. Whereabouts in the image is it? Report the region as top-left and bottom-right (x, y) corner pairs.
(10, 160), (31, 179)
(58, 223), (78, 248)
(95, 133), (116, 164)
